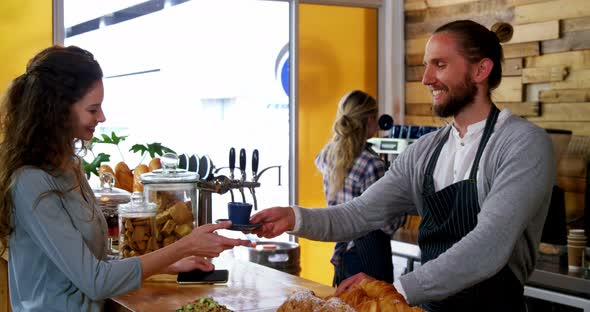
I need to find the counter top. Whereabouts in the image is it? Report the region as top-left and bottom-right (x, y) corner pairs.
(107, 250), (334, 312)
(391, 229), (590, 299)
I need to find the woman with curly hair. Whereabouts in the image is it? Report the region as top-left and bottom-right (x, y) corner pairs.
(0, 45), (249, 311)
(315, 90), (406, 286)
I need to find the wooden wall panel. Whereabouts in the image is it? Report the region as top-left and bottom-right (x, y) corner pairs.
(509, 21), (560, 44)
(404, 0), (590, 225)
(540, 89), (590, 103)
(521, 65), (568, 83)
(503, 58), (524, 76)
(503, 42), (540, 59)
(528, 103), (590, 122)
(525, 50), (590, 70)
(513, 0), (590, 24)
(493, 76), (523, 102)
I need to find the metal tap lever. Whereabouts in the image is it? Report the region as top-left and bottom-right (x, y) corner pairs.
(254, 165), (282, 186)
(239, 148), (247, 202)
(229, 147), (235, 180)
(252, 149), (259, 181)
(239, 148), (246, 181)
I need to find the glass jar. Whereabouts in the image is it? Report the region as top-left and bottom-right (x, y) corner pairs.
(93, 172), (131, 255)
(118, 193), (158, 258)
(140, 153), (199, 250)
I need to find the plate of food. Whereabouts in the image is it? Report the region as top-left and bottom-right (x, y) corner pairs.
(176, 297), (232, 312)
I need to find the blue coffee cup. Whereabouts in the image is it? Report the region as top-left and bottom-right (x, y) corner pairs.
(228, 202), (253, 225)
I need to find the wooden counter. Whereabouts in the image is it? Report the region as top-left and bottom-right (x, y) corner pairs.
(107, 251), (334, 312)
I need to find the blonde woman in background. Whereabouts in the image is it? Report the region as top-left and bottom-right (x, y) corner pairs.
(315, 90), (406, 286)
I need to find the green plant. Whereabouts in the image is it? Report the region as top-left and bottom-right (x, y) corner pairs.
(83, 131), (176, 178)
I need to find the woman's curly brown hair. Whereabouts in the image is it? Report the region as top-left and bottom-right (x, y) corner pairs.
(0, 45), (103, 254)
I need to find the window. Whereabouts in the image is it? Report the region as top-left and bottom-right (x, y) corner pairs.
(63, 0), (290, 240)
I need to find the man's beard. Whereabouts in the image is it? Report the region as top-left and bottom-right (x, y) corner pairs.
(433, 76), (478, 118)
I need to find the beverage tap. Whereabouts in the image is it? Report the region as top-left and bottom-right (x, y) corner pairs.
(229, 147), (235, 180)
(238, 148), (247, 202)
(249, 149), (259, 210)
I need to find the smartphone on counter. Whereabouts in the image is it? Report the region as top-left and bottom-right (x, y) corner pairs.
(176, 269), (229, 284)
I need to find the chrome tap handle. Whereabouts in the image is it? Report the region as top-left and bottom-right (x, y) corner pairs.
(229, 147), (235, 180)
(239, 148), (247, 181)
(229, 189), (235, 203)
(239, 187), (246, 203)
(249, 187), (258, 211)
(252, 149), (259, 181)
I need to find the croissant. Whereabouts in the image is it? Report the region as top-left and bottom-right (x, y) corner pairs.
(114, 162), (133, 192)
(333, 279), (423, 312)
(133, 164), (149, 192)
(278, 289), (325, 312)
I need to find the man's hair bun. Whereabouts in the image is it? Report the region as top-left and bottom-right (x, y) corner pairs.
(491, 22), (513, 43)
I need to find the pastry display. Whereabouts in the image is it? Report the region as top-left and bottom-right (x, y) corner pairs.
(132, 164), (149, 192)
(114, 161), (133, 192)
(119, 215), (156, 258)
(278, 279), (423, 312)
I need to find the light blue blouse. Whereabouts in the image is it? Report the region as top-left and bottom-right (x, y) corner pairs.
(9, 167), (142, 311)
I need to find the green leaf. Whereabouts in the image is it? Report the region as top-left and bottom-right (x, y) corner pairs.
(82, 153), (111, 178)
(129, 143), (176, 158)
(91, 131), (127, 145)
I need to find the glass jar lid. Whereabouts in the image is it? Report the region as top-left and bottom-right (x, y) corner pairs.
(118, 192), (157, 214)
(93, 172), (131, 204)
(140, 153), (199, 184)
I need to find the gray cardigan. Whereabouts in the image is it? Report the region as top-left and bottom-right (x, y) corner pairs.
(9, 168), (141, 311)
(291, 114), (555, 305)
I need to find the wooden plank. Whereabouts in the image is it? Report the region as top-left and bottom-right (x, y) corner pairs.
(406, 37), (430, 55)
(556, 176), (586, 193)
(539, 89), (590, 103)
(425, 0), (479, 8)
(558, 155), (587, 178)
(405, 82), (431, 104)
(508, 21), (559, 44)
(565, 191), (585, 222)
(550, 69), (590, 90)
(562, 16), (590, 33)
(404, 115), (450, 127)
(406, 65), (425, 82)
(503, 58), (523, 76)
(531, 121), (590, 136)
(497, 101), (540, 116)
(493, 76), (523, 102)
(0, 258), (9, 312)
(406, 54), (424, 66)
(541, 29), (590, 54)
(405, 103), (434, 116)
(503, 42), (540, 59)
(567, 135), (590, 158)
(514, 0), (590, 25)
(525, 50), (590, 70)
(528, 103), (590, 122)
(522, 66), (568, 83)
(405, 0), (427, 11)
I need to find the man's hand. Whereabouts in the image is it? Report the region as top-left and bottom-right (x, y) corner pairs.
(249, 207), (295, 238)
(334, 273), (375, 296)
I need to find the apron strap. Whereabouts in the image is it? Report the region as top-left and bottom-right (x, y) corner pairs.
(468, 105), (500, 180)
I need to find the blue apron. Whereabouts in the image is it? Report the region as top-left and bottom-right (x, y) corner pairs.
(419, 105), (525, 311)
(333, 230), (394, 287)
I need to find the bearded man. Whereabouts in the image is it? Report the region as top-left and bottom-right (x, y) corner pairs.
(250, 20), (555, 312)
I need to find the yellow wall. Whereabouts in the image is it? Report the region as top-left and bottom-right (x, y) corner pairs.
(0, 1), (52, 310)
(298, 3), (378, 286)
(0, 0), (53, 94)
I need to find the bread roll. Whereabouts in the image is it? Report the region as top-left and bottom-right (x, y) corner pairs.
(114, 161), (133, 192)
(98, 164), (114, 177)
(148, 158), (161, 172)
(133, 164), (149, 192)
